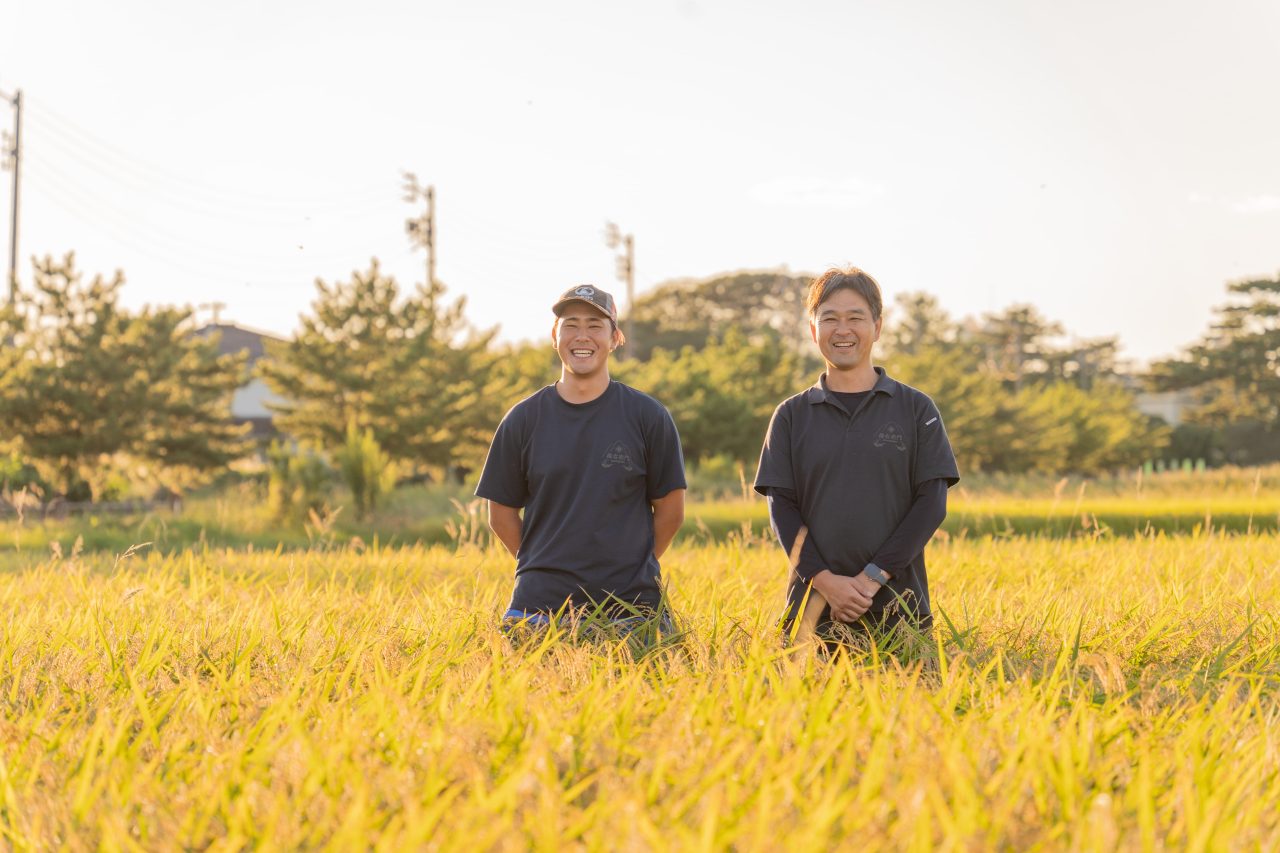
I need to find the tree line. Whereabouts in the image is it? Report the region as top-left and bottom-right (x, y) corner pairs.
(2, 255), (1277, 503)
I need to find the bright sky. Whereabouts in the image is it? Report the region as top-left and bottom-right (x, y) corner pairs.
(3, 0), (1278, 364)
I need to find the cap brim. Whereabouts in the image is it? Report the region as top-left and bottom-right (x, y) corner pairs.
(552, 297), (611, 318)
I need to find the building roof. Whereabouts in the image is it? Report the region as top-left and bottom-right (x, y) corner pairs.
(193, 323), (287, 365)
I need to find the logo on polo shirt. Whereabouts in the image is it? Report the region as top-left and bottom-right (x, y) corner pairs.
(601, 440), (636, 471)
(873, 422), (907, 452)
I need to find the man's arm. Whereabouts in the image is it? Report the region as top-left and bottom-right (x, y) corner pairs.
(767, 488), (874, 622)
(766, 488), (826, 581)
(769, 481), (949, 623)
(650, 488), (685, 558)
(487, 500), (523, 557)
(829, 479), (948, 621)
(866, 478), (949, 578)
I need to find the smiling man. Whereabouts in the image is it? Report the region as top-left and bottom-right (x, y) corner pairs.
(477, 285), (686, 632)
(754, 267), (959, 645)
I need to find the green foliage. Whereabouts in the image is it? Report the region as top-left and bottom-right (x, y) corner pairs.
(1150, 274), (1280, 464)
(0, 255), (249, 498)
(890, 326), (1172, 473)
(266, 441), (332, 522)
(953, 302), (1119, 391)
(336, 421), (398, 519)
(622, 283), (1153, 475)
(883, 296), (1119, 392)
(488, 330), (807, 468)
(616, 329), (807, 463)
(685, 454), (753, 500)
(879, 291), (958, 357)
(489, 341), (561, 416)
(625, 269), (820, 362)
(0, 450), (49, 497)
(258, 262), (498, 473)
(968, 303), (1065, 388)
(1165, 423), (1220, 463)
(1029, 381), (1164, 473)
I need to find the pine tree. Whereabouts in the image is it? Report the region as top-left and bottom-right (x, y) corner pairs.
(0, 255), (248, 497)
(1151, 274), (1280, 463)
(257, 261), (498, 474)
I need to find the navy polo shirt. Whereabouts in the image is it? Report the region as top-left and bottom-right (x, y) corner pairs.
(754, 367), (959, 624)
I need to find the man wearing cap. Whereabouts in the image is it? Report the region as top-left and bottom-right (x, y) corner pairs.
(754, 266), (959, 644)
(476, 285), (687, 630)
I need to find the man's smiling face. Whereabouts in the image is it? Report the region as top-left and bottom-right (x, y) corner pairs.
(810, 287), (882, 373)
(553, 306), (616, 376)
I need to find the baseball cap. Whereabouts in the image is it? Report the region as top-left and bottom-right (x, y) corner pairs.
(552, 284), (618, 323)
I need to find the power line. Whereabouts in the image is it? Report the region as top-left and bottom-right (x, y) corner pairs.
(15, 94), (410, 288)
(25, 97), (393, 210)
(24, 162), (381, 287)
(25, 156), (339, 270)
(27, 118), (401, 227)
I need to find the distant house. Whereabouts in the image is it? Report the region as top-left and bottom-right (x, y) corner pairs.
(194, 323), (288, 438)
(1135, 389), (1197, 427)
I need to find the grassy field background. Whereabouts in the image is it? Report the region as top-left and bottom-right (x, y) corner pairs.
(1, 530), (1278, 848)
(3, 465), (1279, 554)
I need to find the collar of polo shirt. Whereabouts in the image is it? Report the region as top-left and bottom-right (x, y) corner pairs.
(806, 366), (898, 405)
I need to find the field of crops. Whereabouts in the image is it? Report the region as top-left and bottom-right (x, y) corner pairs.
(2, 528), (1278, 848)
(6, 466), (1276, 554)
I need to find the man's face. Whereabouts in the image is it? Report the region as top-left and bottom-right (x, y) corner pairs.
(553, 305), (616, 376)
(810, 288), (882, 372)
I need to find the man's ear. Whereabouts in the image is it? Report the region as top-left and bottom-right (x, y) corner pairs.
(873, 316), (883, 341)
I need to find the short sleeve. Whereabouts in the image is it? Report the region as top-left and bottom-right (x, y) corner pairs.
(475, 407), (530, 507)
(914, 397), (960, 488)
(753, 402), (795, 495)
(645, 405), (687, 500)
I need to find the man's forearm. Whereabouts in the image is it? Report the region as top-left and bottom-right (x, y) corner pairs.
(487, 502), (523, 557)
(869, 479), (948, 576)
(651, 489), (685, 558)
(767, 487), (828, 581)
(652, 513), (680, 558)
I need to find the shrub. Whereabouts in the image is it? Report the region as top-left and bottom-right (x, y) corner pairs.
(266, 441), (333, 523)
(336, 422), (398, 520)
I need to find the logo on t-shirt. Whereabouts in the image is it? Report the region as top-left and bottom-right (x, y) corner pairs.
(873, 422), (907, 452)
(601, 440), (637, 471)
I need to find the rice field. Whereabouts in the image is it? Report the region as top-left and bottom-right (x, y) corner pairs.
(2, 530), (1278, 849)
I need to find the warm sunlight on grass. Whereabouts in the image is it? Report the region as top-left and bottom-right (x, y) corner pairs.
(2, 533), (1278, 848)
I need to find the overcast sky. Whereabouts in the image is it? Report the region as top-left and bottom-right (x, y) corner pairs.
(3, 0), (1278, 363)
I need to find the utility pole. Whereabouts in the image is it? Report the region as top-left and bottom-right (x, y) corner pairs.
(402, 172), (436, 286)
(1, 88), (21, 305)
(198, 301), (227, 325)
(603, 221), (635, 357)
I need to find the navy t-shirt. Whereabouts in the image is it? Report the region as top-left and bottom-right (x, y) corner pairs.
(476, 381), (687, 614)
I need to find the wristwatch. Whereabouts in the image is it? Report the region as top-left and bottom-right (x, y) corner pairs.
(862, 563), (891, 584)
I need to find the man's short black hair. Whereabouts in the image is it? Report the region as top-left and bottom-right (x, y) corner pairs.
(807, 267), (883, 323)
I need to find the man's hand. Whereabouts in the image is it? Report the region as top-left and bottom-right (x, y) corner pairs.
(812, 570), (881, 623)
